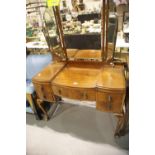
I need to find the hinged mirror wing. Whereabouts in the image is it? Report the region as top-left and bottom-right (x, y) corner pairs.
(43, 7), (68, 61)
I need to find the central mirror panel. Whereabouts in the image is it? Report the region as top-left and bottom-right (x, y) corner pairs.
(60, 1), (117, 62)
(42, 1), (117, 62)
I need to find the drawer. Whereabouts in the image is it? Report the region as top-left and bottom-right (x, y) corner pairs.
(96, 91), (125, 113)
(34, 83), (54, 102)
(52, 85), (96, 101)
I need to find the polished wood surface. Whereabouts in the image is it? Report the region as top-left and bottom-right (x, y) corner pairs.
(96, 65), (126, 90)
(66, 49), (79, 58)
(52, 86), (96, 101)
(52, 62), (125, 90)
(74, 49), (101, 60)
(32, 62), (66, 83)
(70, 44), (114, 61)
(51, 62), (126, 114)
(52, 62), (102, 88)
(96, 90), (125, 113)
(32, 61), (126, 136)
(33, 83), (55, 102)
(32, 61), (126, 103)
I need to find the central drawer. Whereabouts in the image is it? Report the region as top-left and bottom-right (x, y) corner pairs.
(52, 85), (96, 101)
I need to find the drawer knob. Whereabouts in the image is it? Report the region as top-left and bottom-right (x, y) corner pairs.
(107, 96), (112, 110)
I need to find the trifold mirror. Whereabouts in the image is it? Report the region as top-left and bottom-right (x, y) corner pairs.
(42, 0), (117, 62)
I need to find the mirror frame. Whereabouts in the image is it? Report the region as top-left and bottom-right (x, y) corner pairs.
(42, 0), (116, 63)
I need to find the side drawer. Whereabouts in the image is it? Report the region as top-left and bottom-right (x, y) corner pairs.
(34, 83), (54, 102)
(96, 91), (125, 113)
(52, 85), (96, 101)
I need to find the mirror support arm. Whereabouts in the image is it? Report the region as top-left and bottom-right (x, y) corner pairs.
(101, 0), (106, 61)
(101, 0), (109, 61)
(105, 0), (109, 61)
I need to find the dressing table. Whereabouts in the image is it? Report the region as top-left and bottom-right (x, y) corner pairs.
(32, 0), (127, 137)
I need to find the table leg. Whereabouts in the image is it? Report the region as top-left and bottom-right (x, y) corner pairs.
(37, 99), (49, 121)
(114, 111), (128, 137)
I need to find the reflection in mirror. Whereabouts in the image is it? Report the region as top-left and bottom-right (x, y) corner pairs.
(62, 0), (117, 62)
(43, 8), (67, 61)
(41, 1), (117, 62)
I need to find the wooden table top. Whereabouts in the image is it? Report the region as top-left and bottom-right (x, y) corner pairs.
(32, 62), (66, 83)
(52, 62), (102, 88)
(74, 50), (101, 59)
(52, 62), (126, 90)
(96, 66), (126, 90)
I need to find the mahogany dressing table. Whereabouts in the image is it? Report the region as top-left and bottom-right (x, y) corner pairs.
(32, 0), (127, 137)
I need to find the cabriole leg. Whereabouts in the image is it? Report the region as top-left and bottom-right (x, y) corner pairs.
(114, 111), (128, 137)
(37, 99), (49, 121)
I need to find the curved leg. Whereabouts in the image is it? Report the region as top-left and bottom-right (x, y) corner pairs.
(114, 111), (128, 137)
(37, 99), (49, 121)
(114, 88), (129, 137)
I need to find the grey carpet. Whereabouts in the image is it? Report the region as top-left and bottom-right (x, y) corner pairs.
(27, 102), (129, 155)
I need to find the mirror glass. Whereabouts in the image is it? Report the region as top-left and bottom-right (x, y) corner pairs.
(42, 1), (117, 62)
(43, 8), (67, 60)
(60, 0), (117, 61)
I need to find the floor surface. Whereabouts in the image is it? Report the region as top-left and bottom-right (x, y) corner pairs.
(26, 102), (129, 155)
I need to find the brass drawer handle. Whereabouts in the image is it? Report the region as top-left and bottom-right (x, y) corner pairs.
(83, 92), (88, 99)
(43, 94), (46, 99)
(58, 89), (61, 95)
(108, 96), (112, 102)
(107, 95), (112, 110)
(40, 86), (46, 99)
(41, 86), (44, 92)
